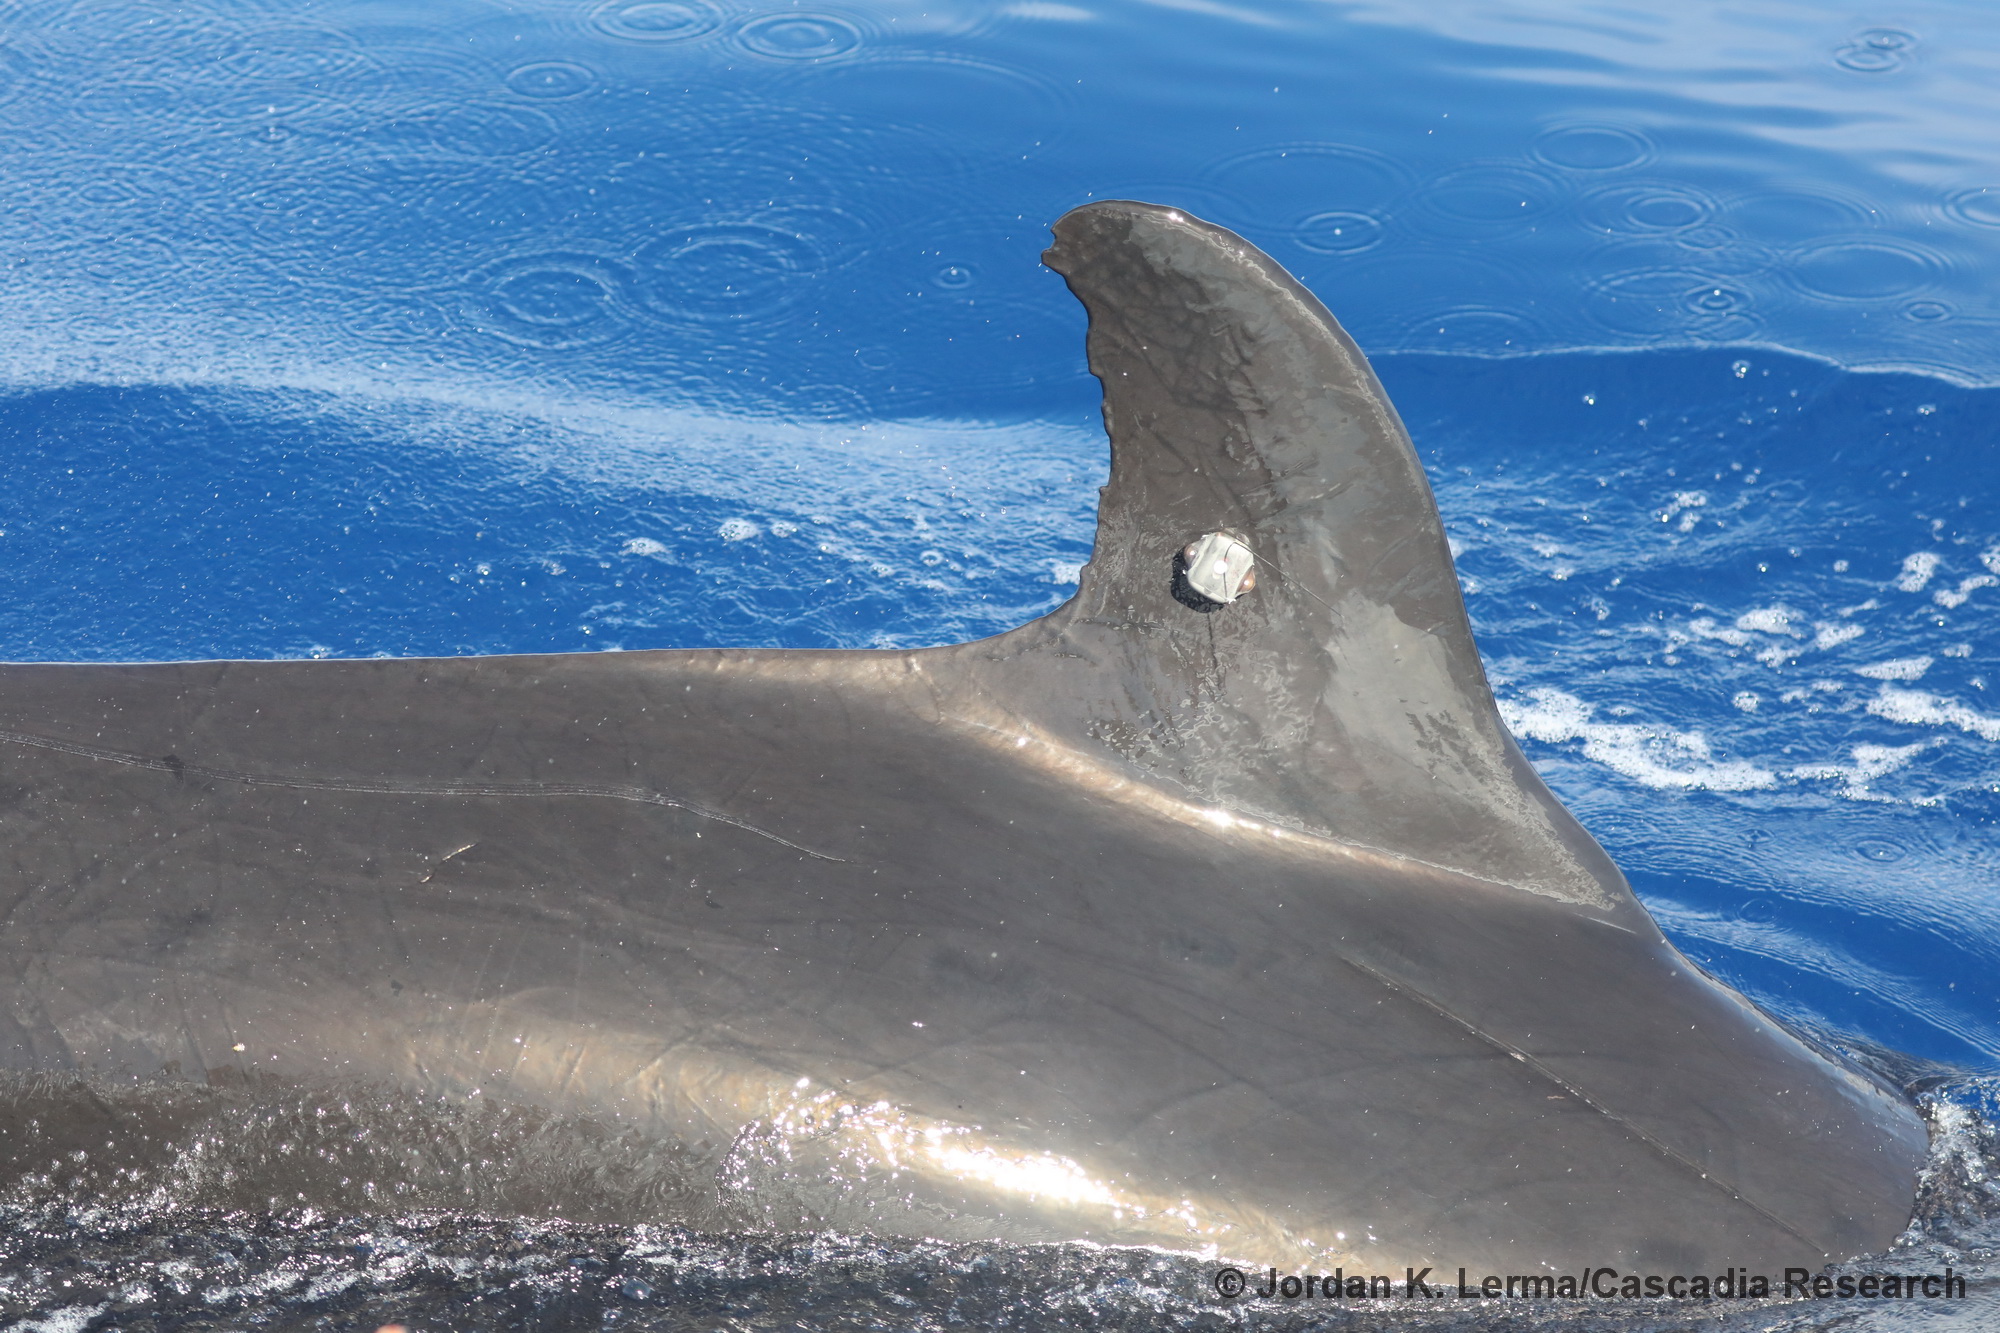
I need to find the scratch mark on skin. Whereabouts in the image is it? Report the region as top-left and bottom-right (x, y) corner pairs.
(0, 729), (845, 863)
(419, 843), (479, 884)
(1331, 948), (1824, 1256)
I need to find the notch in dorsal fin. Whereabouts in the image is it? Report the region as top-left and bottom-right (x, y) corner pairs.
(957, 200), (1630, 910)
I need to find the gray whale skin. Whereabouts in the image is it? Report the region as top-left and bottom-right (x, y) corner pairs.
(0, 201), (1925, 1273)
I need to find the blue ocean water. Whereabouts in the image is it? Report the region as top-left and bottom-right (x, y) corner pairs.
(1, 0), (1997, 1328)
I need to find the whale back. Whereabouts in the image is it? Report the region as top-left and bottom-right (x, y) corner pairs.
(0, 202), (1926, 1273)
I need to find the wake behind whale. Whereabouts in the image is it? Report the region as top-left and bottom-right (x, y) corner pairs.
(0, 203), (1929, 1277)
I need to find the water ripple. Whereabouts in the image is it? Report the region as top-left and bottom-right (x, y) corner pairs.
(505, 60), (599, 100)
(1532, 123), (1653, 172)
(464, 251), (634, 350)
(1786, 239), (1942, 302)
(1203, 142), (1410, 226)
(1579, 182), (1717, 235)
(591, 0), (725, 44)
(1834, 28), (1917, 74)
(1589, 234), (1773, 281)
(417, 102), (560, 159)
(932, 262), (976, 291)
(338, 295), (456, 347)
(1331, 249), (1530, 346)
(40, 0), (240, 69)
(1855, 837), (1910, 863)
(735, 12), (866, 62)
(634, 222), (823, 325)
(69, 77), (196, 127)
(1726, 187), (1881, 238)
(1945, 187), (2000, 230)
(0, 41), (34, 109)
(1583, 268), (1761, 339)
(1294, 210), (1384, 254)
(337, 47), (496, 102)
(222, 25), (364, 80)
(782, 55), (1073, 176)
(56, 232), (184, 290)
(1411, 163), (1564, 237)
(1398, 306), (1546, 354)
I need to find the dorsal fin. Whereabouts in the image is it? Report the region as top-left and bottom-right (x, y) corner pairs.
(951, 200), (1628, 908)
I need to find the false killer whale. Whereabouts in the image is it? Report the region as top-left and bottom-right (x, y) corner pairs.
(0, 201), (1925, 1273)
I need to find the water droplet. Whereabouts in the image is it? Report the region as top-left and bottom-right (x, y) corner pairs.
(1688, 284), (1749, 315)
(1854, 838), (1907, 863)
(1834, 29), (1915, 73)
(1585, 269), (1758, 338)
(505, 61), (597, 100)
(934, 263), (975, 290)
(1295, 211), (1383, 254)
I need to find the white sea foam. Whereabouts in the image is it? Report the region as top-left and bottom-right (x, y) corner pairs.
(1856, 656), (1933, 681)
(1814, 620), (1865, 650)
(1895, 551), (1942, 592)
(1735, 606), (1795, 635)
(1499, 687), (1777, 791)
(1788, 741), (1937, 802)
(1868, 685), (2000, 742)
(11, 1305), (110, 1333)
(622, 537), (668, 556)
(718, 518), (761, 542)
(1685, 617), (1751, 647)
(1935, 573), (1997, 608)
(1656, 490), (1706, 533)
